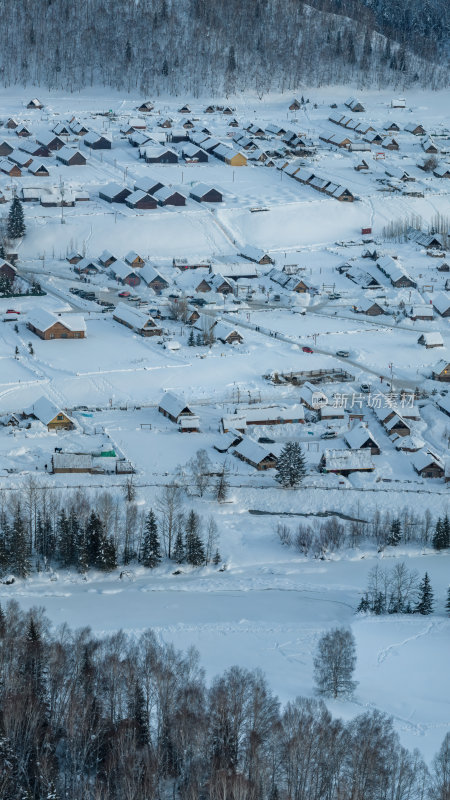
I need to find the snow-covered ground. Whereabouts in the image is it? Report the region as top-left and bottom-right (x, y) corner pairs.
(0, 86), (449, 761)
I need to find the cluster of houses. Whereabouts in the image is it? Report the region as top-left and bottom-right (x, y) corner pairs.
(98, 177), (222, 210)
(153, 380), (448, 480)
(325, 112), (401, 152)
(282, 161), (355, 202)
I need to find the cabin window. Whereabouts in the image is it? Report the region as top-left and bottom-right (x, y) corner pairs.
(57, 415), (64, 421)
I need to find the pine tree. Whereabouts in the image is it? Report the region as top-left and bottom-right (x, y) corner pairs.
(0, 273), (12, 297)
(7, 197), (26, 239)
(57, 509), (73, 568)
(212, 548), (221, 565)
(445, 587), (450, 616)
(141, 510), (161, 568)
(35, 512), (55, 563)
(172, 528), (185, 563)
(387, 518), (401, 546)
(215, 462), (230, 503)
(433, 517), (450, 550)
(372, 591), (385, 615)
(0, 511), (10, 576)
(102, 536), (117, 571)
(185, 510), (205, 566)
(0, 602), (6, 638)
(86, 511), (103, 568)
(130, 680), (149, 747)
(275, 442), (307, 488)
(9, 504), (30, 578)
(415, 572), (434, 615)
(227, 45), (237, 73)
(23, 616), (45, 699)
(188, 329), (195, 346)
(357, 594), (370, 612)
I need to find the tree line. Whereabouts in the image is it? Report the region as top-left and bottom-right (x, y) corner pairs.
(357, 562), (442, 615)
(276, 506), (450, 556)
(0, 483), (221, 579)
(0, 0), (446, 95)
(0, 600), (447, 799)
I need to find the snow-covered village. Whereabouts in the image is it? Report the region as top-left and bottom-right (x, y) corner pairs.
(0, 79), (449, 799)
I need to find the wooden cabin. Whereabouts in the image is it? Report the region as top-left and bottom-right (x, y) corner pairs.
(125, 251), (145, 269)
(27, 98), (43, 109)
(23, 397), (74, 431)
(158, 392), (195, 424)
(27, 309), (86, 340)
(113, 302), (162, 337)
(99, 183), (131, 204)
(84, 132), (112, 150)
(56, 147), (86, 166)
(125, 191), (157, 209)
(233, 438), (278, 470)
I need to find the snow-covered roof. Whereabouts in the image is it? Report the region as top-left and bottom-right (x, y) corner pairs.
(377, 255), (414, 285)
(209, 273), (235, 291)
(344, 423), (379, 450)
(245, 404), (305, 423)
(125, 250), (144, 263)
(109, 260), (138, 280)
(214, 321), (242, 342)
(53, 453), (93, 470)
(391, 433), (424, 452)
(182, 143), (208, 157)
(432, 359), (450, 375)
(240, 244), (271, 263)
(24, 396), (69, 425)
(410, 305), (433, 318)
(84, 130), (112, 145)
(405, 122), (424, 133)
(214, 143), (239, 160)
(27, 308), (86, 333)
(299, 381), (328, 408)
(322, 448), (374, 470)
(233, 437), (276, 465)
(134, 176), (163, 193)
(153, 186), (186, 202)
(432, 292), (450, 315)
(222, 415), (247, 431)
(384, 413), (409, 432)
(140, 145), (177, 159)
(99, 182), (128, 199)
(99, 249), (116, 263)
(433, 164), (450, 178)
(419, 331), (444, 346)
(210, 261), (257, 279)
(36, 132), (62, 147)
(358, 298), (384, 313)
(140, 264), (168, 286)
(190, 182), (220, 199)
(320, 405), (345, 418)
(411, 449), (443, 472)
(179, 415), (199, 429)
(113, 302), (158, 331)
(57, 145), (85, 162)
(159, 392), (193, 419)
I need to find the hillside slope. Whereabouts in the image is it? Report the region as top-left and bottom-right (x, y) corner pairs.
(1, 0), (448, 95)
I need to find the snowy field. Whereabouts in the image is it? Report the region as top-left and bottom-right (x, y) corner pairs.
(0, 86), (449, 761)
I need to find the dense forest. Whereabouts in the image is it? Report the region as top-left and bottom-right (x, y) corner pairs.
(0, 600), (447, 799)
(0, 0), (448, 95)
